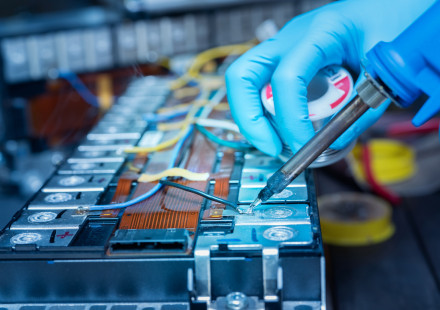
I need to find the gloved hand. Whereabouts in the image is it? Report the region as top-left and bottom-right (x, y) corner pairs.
(225, 0), (435, 157)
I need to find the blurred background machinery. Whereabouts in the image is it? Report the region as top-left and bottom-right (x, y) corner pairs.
(0, 0), (330, 199)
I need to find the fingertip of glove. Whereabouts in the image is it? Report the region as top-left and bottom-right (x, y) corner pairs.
(330, 137), (352, 151)
(252, 138), (283, 157)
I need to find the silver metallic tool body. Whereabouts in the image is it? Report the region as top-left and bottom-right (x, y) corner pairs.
(249, 74), (390, 212)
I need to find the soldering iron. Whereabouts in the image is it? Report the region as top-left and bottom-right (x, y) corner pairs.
(249, 1), (440, 212)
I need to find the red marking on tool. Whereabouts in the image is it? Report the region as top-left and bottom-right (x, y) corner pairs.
(330, 76), (350, 109)
(266, 84), (273, 99)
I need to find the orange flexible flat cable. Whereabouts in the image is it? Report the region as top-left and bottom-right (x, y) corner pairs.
(119, 132), (217, 231)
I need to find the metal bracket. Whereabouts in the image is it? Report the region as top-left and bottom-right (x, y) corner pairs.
(192, 247), (212, 304)
(262, 247), (282, 304)
(320, 256), (327, 310)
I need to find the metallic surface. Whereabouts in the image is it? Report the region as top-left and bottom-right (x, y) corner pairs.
(10, 210), (87, 230)
(58, 161), (124, 175)
(86, 125), (145, 140)
(262, 247), (280, 302)
(197, 202), (314, 250)
(225, 292), (249, 309)
(194, 247), (212, 303)
(356, 72), (391, 108)
(67, 150), (126, 163)
(42, 174), (113, 192)
(240, 170), (306, 188)
(234, 204), (310, 226)
(0, 229), (77, 248)
(238, 186), (308, 204)
(77, 139), (138, 152)
(28, 191), (102, 210)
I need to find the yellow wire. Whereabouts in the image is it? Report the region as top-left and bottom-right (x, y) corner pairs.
(157, 99), (208, 114)
(170, 44), (253, 90)
(158, 121), (186, 131)
(138, 168), (209, 183)
(127, 163), (142, 173)
(186, 45), (253, 77)
(157, 99), (209, 132)
(170, 75), (193, 91)
(125, 128), (188, 154)
(213, 103), (230, 111)
(156, 103), (191, 114)
(198, 76), (226, 91)
(173, 87), (200, 99)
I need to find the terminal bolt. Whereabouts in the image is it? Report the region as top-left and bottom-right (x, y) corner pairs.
(226, 292), (249, 309)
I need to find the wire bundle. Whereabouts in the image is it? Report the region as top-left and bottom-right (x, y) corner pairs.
(170, 44), (253, 90)
(88, 43), (254, 212)
(195, 87), (253, 151)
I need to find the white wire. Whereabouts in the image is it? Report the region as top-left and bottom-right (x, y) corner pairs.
(196, 118), (240, 133)
(199, 87), (226, 119)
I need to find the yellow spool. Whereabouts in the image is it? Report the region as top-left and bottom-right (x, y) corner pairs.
(351, 139), (416, 185)
(318, 193), (395, 246)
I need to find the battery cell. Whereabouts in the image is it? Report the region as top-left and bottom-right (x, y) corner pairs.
(10, 210), (87, 230)
(78, 139), (138, 152)
(0, 229), (77, 249)
(58, 161), (123, 175)
(28, 191), (102, 210)
(67, 149), (126, 163)
(110, 104), (150, 116)
(138, 131), (164, 148)
(242, 154), (284, 171)
(42, 175), (113, 192)
(234, 204), (311, 226)
(197, 224), (314, 249)
(116, 94), (165, 108)
(126, 78), (170, 96)
(238, 186), (308, 204)
(99, 111), (145, 125)
(240, 170), (306, 188)
(87, 124), (145, 140)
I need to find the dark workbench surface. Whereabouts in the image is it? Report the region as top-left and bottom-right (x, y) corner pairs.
(315, 168), (440, 310)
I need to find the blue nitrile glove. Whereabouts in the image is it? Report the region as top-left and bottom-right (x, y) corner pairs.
(225, 0), (435, 157)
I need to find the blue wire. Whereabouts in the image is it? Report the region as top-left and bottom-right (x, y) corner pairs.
(89, 125), (194, 211)
(143, 110), (188, 122)
(58, 71), (100, 108)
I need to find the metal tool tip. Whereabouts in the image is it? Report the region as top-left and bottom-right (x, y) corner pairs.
(246, 198), (262, 214)
(251, 198), (262, 208)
